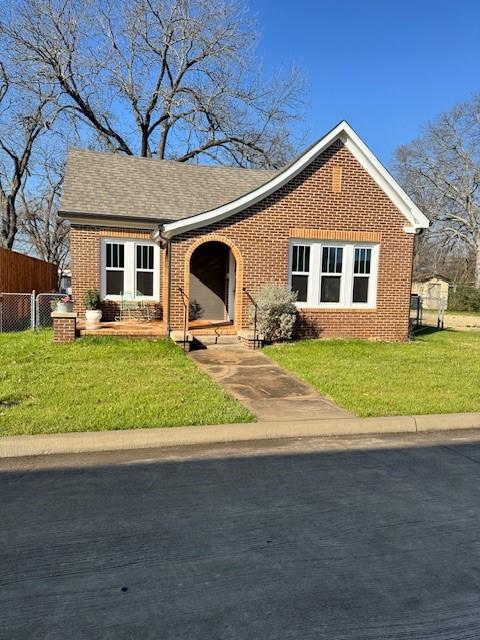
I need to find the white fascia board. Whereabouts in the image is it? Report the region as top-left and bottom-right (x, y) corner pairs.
(338, 126), (429, 230)
(162, 121), (429, 239)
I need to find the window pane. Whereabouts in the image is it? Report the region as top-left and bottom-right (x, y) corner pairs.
(137, 271), (153, 297)
(107, 243), (125, 269)
(335, 248), (343, 273)
(364, 249), (371, 274)
(323, 247), (343, 273)
(354, 247), (372, 275)
(304, 246), (310, 272)
(136, 245), (142, 268)
(353, 276), (369, 303)
(136, 245), (154, 270)
(328, 247), (335, 272)
(322, 247), (328, 272)
(354, 248), (360, 274)
(292, 245), (298, 272)
(293, 245), (310, 273)
(106, 270), (124, 295)
(321, 276), (341, 303)
(292, 274), (308, 302)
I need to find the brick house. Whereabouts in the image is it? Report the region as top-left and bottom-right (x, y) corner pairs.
(59, 121), (429, 341)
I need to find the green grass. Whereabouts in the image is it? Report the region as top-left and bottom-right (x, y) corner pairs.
(264, 328), (480, 417)
(0, 330), (253, 436)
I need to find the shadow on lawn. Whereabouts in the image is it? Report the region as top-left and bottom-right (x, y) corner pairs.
(412, 324), (452, 339)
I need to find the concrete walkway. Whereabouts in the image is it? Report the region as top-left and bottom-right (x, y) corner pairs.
(189, 344), (351, 421)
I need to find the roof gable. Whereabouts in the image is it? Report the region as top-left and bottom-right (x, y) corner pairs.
(159, 121), (429, 239)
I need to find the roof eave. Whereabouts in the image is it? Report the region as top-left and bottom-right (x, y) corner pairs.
(59, 209), (170, 228)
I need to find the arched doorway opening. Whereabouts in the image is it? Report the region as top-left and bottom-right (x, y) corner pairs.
(188, 240), (237, 327)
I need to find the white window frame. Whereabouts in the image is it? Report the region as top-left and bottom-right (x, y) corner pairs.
(135, 244), (155, 299)
(100, 238), (160, 301)
(289, 240), (379, 309)
(319, 244), (345, 307)
(290, 244), (311, 303)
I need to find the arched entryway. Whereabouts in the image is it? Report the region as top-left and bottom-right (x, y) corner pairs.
(186, 238), (241, 329)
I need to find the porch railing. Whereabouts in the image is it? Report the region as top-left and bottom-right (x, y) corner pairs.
(243, 287), (260, 350)
(178, 286), (189, 351)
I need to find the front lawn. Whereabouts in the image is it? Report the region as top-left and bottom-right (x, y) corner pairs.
(0, 331), (253, 436)
(264, 328), (480, 417)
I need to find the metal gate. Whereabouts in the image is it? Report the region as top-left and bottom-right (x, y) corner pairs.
(35, 293), (65, 329)
(0, 291), (65, 333)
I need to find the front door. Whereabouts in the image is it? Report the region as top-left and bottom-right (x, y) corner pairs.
(227, 250), (236, 321)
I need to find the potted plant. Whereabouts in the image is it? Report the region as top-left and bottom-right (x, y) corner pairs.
(84, 289), (102, 326)
(52, 295), (74, 313)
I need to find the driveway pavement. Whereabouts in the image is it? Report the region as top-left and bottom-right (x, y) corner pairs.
(3, 431), (480, 639)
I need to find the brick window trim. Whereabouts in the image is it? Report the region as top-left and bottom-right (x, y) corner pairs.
(289, 229), (381, 242)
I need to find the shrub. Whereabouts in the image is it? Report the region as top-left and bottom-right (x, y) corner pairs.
(250, 283), (297, 342)
(84, 289), (101, 310)
(449, 286), (480, 312)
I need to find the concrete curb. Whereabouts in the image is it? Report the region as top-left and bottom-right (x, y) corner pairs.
(2, 412), (480, 458)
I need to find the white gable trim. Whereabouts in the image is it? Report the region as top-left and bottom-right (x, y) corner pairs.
(161, 121), (429, 239)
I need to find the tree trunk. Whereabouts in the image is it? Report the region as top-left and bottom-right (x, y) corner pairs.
(1, 198), (17, 250)
(476, 236), (480, 289)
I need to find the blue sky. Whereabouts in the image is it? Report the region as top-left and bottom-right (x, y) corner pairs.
(255, 0), (480, 165)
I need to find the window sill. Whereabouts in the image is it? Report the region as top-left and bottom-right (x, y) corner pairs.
(102, 296), (159, 303)
(296, 304), (377, 312)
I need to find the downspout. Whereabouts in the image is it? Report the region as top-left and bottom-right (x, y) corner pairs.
(151, 225), (172, 337)
(166, 239), (172, 336)
(409, 226), (424, 334)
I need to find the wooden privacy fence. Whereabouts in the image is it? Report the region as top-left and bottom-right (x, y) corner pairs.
(0, 247), (57, 293)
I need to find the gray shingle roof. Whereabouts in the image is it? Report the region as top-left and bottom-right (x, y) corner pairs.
(60, 149), (278, 223)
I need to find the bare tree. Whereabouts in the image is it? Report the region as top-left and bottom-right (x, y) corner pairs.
(0, 63), (54, 249)
(1, 0), (305, 168)
(19, 158), (69, 270)
(395, 96), (480, 287)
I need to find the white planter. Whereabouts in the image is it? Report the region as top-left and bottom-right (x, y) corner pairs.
(85, 309), (102, 326)
(57, 302), (74, 313)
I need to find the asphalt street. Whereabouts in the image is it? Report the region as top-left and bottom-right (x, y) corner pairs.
(3, 431), (480, 639)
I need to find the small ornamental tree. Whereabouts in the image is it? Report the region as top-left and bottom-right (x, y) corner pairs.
(251, 284), (297, 342)
(84, 289), (100, 310)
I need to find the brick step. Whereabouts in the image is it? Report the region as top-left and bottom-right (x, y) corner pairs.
(80, 329), (165, 338)
(194, 334), (240, 346)
(189, 328), (237, 336)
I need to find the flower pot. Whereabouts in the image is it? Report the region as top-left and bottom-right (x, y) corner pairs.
(57, 302), (74, 313)
(85, 309), (102, 326)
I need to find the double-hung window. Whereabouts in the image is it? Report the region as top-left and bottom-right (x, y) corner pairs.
(105, 242), (125, 296)
(289, 240), (378, 308)
(102, 239), (159, 301)
(353, 247), (372, 304)
(136, 245), (154, 297)
(291, 245), (310, 303)
(320, 246), (343, 303)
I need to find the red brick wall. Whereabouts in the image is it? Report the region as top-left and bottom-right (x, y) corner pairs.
(69, 140), (414, 341)
(70, 226), (163, 321)
(53, 317), (77, 343)
(168, 140), (414, 341)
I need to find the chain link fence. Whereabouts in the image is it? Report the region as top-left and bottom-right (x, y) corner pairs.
(0, 291), (65, 333)
(0, 293), (34, 333)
